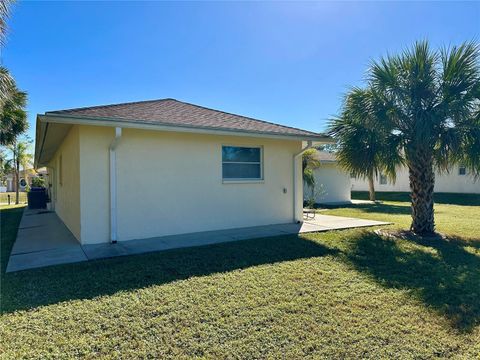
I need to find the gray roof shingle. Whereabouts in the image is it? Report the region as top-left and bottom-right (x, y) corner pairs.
(46, 98), (325, 138)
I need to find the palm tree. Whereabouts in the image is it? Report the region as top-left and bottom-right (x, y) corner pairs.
(0, 0), (15, 104)
(302, 148), (321, 190)
(335, 41), (480, 235)
(0, 67), (13, 105)
(329, 88), (403, 201)
(10, 139), (32, 204)
(0, 0), (14, 46)
(0, 85), (28, 145)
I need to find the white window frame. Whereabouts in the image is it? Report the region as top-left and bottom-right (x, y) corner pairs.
(221, 145), (264, 183)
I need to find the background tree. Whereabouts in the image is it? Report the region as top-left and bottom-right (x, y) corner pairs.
(10, 139), (32, 204)
(0, 147), (12, 185)
(329, 88), (403, 201)
(333, 41), (480, 235)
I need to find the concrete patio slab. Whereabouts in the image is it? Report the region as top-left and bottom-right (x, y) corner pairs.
(305, 214), (388, 231)
(6, 209), (390, 272)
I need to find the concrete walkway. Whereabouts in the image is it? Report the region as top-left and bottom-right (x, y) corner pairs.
(6, 209), (389, 272)
(6, 209), (88, 272)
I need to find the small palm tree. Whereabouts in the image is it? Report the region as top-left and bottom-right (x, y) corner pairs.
(302, 148), (321, 190)
(329, 88), (403, 201)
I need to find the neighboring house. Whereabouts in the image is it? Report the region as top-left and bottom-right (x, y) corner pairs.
(2, 168), (46, 192)
(34, 98), (329, 245)
(351, 165), (480, 194)
(303, 150), (351, 204)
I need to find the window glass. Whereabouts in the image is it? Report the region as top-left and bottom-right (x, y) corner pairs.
(459, 166), (466, 175)
(223, 163), (261, 179)
(222, 146), (262, 180)
(379, 174), (387, 185)
(222, 146), (261, 162)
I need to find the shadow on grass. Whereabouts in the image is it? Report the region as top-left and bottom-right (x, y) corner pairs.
(352, 191), (480, 206)
(1, 216), (336, 313)
(319, 201), (412, 215)
(0, 206), (24, 272)
(345, 231), (480, 332)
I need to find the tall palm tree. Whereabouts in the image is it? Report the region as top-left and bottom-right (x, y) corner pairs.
(329, 88), (403, 201)
(0, 85), (27, 145)
(10, 139), (32, 204)
(335, 41), (480, 235)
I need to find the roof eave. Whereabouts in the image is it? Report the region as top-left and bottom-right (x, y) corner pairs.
(39, 113), (332, 143)
(34, 116), (45, 168)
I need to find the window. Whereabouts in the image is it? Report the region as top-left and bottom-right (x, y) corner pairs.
(459, 166), (466, 176)
(379, 174), (387, 185)
(222, 146), (262, 181)
(350, 172), (356, 179)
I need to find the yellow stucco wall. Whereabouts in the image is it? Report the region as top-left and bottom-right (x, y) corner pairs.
(78, 125), (302, 244)
(48, 125), (81, 241)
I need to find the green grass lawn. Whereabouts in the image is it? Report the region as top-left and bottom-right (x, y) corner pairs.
(0, 191), (28, 205)
(1, 196), (479, 358)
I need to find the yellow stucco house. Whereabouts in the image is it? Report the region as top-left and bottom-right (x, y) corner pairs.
(34, 98), (329, 245)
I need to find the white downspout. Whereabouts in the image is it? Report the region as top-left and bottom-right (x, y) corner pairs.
(293, 140), (313, 223)
(109, 127), (122, 243)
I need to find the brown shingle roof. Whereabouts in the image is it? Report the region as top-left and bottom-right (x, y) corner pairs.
(46, 98), (324, 138)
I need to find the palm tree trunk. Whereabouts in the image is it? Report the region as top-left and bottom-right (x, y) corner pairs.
(368, 172), (375, 201)
(408, 154), (435, 235)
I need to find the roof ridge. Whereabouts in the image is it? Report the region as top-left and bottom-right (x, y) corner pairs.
(171, 99), (321, 136)
(46, 98), (174, 114)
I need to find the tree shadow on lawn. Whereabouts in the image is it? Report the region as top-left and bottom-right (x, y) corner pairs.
(345, 231), (480, 332)
(352, 191), (480, 206)
(1, 233), (337, 314)
(321, 202), (412, 215)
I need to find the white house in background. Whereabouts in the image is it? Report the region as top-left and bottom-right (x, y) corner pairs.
(34, 98), (330, 245)
(303, 150), (351, 204)
(351, 165), (480, 194)
(1, 168), (47, 192)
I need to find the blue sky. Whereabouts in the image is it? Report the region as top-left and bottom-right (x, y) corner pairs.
(4, 1), (480, 141)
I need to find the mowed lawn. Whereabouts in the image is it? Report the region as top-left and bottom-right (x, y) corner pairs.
(1, 193), (479, 358)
